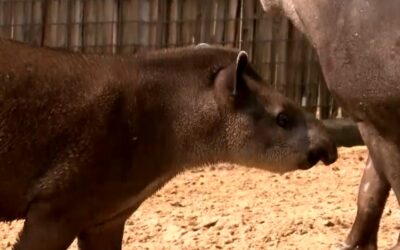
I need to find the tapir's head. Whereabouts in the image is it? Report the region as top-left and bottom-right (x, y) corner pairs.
(141, 45), (337, 172)
(205, 48), (337, 172)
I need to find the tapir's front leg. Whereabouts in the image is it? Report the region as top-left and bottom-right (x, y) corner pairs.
(13, 201), (78, 250)
(341, 155), (390, 250)
(78, 206), (137, 250)
(78, 219), (125, 250)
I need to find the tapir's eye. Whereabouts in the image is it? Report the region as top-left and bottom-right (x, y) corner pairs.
(276, 112), (290, 129)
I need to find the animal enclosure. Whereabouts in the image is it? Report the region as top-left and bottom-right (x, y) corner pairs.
(0, 0), (340, 119)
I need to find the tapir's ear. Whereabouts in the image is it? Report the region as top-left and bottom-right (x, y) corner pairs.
(196, 43), (211, 49)
(214, 50), (250, 109)
(233, 51), (248, 96)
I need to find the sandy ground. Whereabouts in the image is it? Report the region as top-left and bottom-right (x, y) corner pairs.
(1, 146), (400, 250)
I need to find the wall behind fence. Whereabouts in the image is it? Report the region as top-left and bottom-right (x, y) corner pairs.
(0, 0), (340, 119)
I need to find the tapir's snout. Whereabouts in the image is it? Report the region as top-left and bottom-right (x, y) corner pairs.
(300, 120), (338, 169)
(300, 141), (337, 170)
(307, 140), (338, 166)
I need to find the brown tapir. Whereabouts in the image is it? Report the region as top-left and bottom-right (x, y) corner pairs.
(0, 39), (337, 250)
(259, 0), (400, 249)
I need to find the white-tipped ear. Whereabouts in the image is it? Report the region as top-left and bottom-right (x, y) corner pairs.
(196, 43), (211, 49)
(233, 51), (249, 96)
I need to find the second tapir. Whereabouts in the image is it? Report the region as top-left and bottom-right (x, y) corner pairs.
(0, 39), (337, 250)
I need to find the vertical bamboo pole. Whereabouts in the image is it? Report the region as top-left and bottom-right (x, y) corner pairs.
(57, 0), (68, 48)
(167, 0), (179, 47)
(199, 0), (213, 43)
(224, 0), (238, 47)
(148, 0), (158, 48)
(43, 0), (59, 47)
(97, 0), (118, 54)
(120, 0), (140, 53)
(273, 16), (288, 96)
(12, 0), (25, 41)
(181, 0), (195, 45)
(213, 0), (225, 45)
(83, 0), (97, 53)
(286, 26), (305, 99)
(23, 0), (33, 42)
(139, 0), (150, 48)
(304, 45), (318, 114)
(254, 6), (273, 82)
(0, 0), (12, 39)
(31, 0), (44, 45)
(242, 0), (255, 60)
(69, 0), (83, 52)
(155, 0), (166, 48)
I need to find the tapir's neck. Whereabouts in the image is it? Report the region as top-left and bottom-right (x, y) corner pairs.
(124, 57), (229, 173)
(283, 0), (343, 51)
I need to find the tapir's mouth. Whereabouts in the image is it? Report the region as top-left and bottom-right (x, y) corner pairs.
(297, 151), (323, 170)
(298, 161), (315, 170)
(298, 147), (338, 170)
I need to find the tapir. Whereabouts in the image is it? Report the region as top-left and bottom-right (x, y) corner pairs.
(259, 0), (400, 249)
(0, 39), (337, 250)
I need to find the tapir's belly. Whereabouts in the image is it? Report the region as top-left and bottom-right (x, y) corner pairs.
(322, 58), (400, 140)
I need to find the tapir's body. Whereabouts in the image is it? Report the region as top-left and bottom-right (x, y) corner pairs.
(259, 0), (400, 249)
(0, 39), (336, 250)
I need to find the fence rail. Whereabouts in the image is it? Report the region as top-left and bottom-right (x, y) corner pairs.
(0, 0), (341, 119)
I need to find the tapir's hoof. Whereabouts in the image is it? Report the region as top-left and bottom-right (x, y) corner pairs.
(334, 242), (377, 250)
(334, 242), (354, 250)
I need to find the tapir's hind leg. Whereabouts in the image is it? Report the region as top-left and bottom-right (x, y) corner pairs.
(341, 121), (400, 250)
(12, 202), (78, 250)
(340, 155), (390, 250)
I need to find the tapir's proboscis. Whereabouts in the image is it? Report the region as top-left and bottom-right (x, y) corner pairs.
(0, 39), (337, 250)
(259, 0), (400, 249)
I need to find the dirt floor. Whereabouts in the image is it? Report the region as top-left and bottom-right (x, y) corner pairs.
(1, 146), (400, 250)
